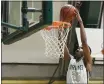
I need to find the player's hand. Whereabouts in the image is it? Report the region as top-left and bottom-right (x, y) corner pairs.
(74, 9), (83, 23)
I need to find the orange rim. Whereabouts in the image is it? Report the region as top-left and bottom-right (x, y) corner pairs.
(43, 21), (71, 30)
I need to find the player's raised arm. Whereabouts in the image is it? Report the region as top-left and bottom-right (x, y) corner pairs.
(64, 45), (71, 60)
(75, 9), (92, 71)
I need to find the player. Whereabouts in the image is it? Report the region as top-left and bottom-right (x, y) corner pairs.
(63, 7), (92, 84)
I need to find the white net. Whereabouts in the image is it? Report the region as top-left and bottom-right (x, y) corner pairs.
(40, 21), (72, 59)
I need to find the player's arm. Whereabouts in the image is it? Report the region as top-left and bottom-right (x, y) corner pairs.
(75, 10), (92, 71)
(64, 45), (71, 60)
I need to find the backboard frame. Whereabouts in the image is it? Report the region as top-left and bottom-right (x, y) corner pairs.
(1, 1), (53, 45)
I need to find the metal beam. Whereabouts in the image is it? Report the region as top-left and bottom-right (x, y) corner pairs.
(1, 22), (24, 31)
(2, 23), (50, 44)
(42, 1), (53, 24)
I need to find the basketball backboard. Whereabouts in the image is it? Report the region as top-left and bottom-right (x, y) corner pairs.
(1, 1), (52, 44)
(3, 1), (42, 33)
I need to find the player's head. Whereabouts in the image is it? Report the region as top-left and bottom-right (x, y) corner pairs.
(60, 4), (76, 23)
(74, 46), (91, 60)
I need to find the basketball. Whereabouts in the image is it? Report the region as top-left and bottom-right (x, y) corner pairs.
(60, 4), (76, 22)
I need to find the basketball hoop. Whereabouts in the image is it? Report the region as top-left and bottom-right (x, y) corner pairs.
(40, 21), (72, 58)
